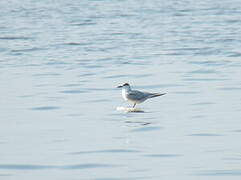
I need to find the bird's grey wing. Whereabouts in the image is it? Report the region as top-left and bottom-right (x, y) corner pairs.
(126, 90), (148, 101)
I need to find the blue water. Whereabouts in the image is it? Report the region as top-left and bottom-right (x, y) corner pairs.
(1, 0), (241, 179)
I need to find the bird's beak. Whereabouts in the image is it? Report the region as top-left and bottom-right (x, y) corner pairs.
(117, 85), (122, 88)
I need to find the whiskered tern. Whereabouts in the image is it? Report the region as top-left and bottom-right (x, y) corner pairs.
(117, 83), (166, 108)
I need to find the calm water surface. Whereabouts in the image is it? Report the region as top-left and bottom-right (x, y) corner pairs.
(0, 0), (241, 179)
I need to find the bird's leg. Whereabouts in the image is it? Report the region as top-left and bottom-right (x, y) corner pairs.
(132, 103), (136, 108)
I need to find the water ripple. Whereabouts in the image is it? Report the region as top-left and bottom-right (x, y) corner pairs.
(69, 149), (141, 155)
(173, 91), (200, 94)
(0, 173), (12, 176)
(60, 90), (86, 94)
(0, 164), (53, 170)
(84, 99), (111, 103)
(0, 36), (32, 40)
(64, 42), (89, 46)
(188, 60), (229, 66)
(228, 52), (241, 57)
(218, 87), (241, 91)
(195, 170), (241, 176)
(184, 78), (228, 82)
(31, 106), (61, 111)
(187, 133), (223, 137)
(32, 73), (61, 77)
(224, 157), (241, 161)
(11, 47), (45, 53)
(144, 154), (182, 158)
(104, 74), (152, 79)
(233, 129), (241, 133)
(188, 69), (219, 74)
(0, 163), (117, 170)
(95, 177), (151, 180)
(62, 163), (115, 170)
(71, 20), (96, 26)
(191, 102), (215, 106)
(131, 126), (162, 132)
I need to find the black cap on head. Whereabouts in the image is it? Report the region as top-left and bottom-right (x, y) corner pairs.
(117, 83), (130, 88)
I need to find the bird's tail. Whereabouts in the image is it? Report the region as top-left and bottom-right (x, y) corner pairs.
(148, 93), (166, 98)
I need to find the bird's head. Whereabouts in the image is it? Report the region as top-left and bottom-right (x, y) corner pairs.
(117, 83), (131, 89)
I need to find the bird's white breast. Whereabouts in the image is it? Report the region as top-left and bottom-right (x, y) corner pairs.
(122, 89), (128, 101)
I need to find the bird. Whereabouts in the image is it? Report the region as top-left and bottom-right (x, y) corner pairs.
(117, 83), (166, 108)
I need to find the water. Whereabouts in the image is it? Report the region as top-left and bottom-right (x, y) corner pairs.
(0, 0), (241, 179)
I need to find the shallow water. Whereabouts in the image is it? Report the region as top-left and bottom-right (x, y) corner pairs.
(1, 0), (241, 179)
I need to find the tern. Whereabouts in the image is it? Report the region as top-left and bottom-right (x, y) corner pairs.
(117, 83), (166, 108)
